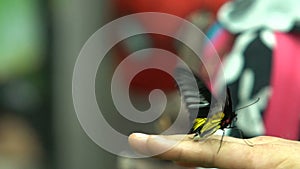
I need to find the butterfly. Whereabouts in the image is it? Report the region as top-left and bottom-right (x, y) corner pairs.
(175, 67), (237, 151)
(190, 87), (236, 141)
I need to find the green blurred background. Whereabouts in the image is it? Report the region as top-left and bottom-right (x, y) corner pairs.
(0, 0), (117, 168)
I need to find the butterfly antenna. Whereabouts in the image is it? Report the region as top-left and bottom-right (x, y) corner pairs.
(235, 98), (260, 112)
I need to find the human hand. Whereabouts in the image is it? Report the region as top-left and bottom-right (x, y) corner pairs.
(128, 133), (300, 169)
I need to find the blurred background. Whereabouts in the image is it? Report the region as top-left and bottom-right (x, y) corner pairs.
(1, 0), (299, 169)
(0, 0), (114, 168)
(0, 0), (225, 168)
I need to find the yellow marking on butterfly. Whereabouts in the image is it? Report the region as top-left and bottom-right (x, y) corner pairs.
(192, 118), (207, 131)
(200, 112), (225, 133)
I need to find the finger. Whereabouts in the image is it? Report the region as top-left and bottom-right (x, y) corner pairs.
(129, 133), (254, 169)
(128, 133), (187, 156)
(157, 136), (254, 169)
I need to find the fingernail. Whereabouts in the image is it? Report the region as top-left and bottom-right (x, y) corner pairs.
(133, 133), (149, 140)
(128, 133), (178, 156)
(128, 133), (150, 154)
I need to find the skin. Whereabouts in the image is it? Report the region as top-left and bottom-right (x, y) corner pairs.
(128, 133), (300, 169)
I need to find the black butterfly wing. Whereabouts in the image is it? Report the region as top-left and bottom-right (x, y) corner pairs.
(174, 67), (236, 139)
(199, 88), (235, 138)
(174, 67), (211, 134)
(188, 77), (212, 134)
(220, 87), (236, 129)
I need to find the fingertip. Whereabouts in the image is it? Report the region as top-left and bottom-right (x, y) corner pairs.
(128, 133), (150, 154)
(128, 133), (149, 144)
(128, 133), (179, 157)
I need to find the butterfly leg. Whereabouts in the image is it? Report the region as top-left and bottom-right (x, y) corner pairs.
(228, 126), (254, 147)
(193, 132), (201, 141)
(217, 129), (225, 153)
(237, 128), (254, 147)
